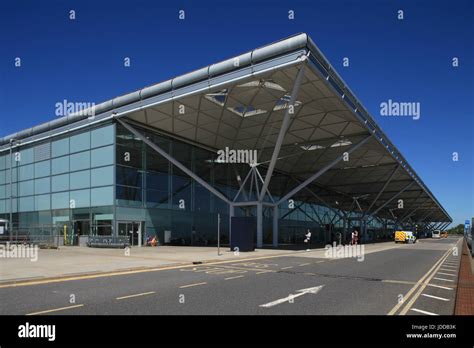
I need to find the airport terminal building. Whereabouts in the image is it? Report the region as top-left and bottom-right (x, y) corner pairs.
(0, 34), (452, 248)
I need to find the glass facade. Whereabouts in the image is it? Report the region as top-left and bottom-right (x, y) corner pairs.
(0, 121), (393, 247)
(0, 123), (115, 244)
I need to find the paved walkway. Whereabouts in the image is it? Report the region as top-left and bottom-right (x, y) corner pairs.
(454, 240), (474, 315)
(0, 241), (407, 284)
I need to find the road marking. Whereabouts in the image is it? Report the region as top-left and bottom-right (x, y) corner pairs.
(316, 260), (325, 263)
(396, 239), (463, 316)
(427, 283), (453, 290)
(26, 304), (84, 316)
(387, 246), (452, 315)
(410, 308), (439, 316)
(0, 252), (296, 289)
(421, 294), (450, 301)
(259, 285), (324, 308)
(437, 272), (456, 277)
(440, 268), (457, 272)
(382, 280), (416, 285)
(256, 271), (271, 275)
(116, 291), (155, 300)
(440, 265), (457, 269)
(179, 282), (207, 289)
(281, 266), (293, 270)
(299, 263), (311, 266)
(433, 277), (454, 282)
(225, 275), (244, 280)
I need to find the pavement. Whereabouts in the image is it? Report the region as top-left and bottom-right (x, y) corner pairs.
(454, 239), (474, 315)
(0, 236), (463, 315)
(0, 240), (407, 283)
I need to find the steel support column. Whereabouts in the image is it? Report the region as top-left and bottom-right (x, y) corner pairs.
(118, 119), (231, 205)
(273, 206), (278, 248)
(257, 202), (263, 248)
(259, 62), (306, 201)
(370, 181), (415, 216)
(277, 135), (372, 205)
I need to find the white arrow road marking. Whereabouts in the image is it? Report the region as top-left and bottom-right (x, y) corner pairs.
(259, 285), (324, 308)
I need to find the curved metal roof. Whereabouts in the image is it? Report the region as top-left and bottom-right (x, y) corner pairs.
(0, 33), (451, 223)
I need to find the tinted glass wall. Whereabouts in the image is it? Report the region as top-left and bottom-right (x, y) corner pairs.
(0, 123), (115, 238)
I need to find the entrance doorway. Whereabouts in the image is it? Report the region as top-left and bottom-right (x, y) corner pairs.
(118, 221), (143, 247)
(73, 220), (90, 246)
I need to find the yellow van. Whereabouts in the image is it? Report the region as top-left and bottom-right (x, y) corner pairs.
(395, 231), (416, 244)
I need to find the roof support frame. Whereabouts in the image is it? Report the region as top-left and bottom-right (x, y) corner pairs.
(259, 61), (307, 201)
(117, 118), (232, 205)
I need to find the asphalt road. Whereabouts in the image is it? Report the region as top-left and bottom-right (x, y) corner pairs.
(0, 236), (462, 315)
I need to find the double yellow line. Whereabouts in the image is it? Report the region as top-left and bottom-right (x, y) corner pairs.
(388, 242), (458, 315)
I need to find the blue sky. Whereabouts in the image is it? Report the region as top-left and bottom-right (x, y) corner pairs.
(0, 0), (472, 226)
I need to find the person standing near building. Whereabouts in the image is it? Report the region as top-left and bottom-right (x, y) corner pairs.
(304, 229), (312, 251)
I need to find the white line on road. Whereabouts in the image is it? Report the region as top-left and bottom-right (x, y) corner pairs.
(427, 283), (453, 290)
(433, 277), (454, 282)
(179, 282), (207, 289)
(225, 275), (244, 280)
(440, 268), (457, 272)
(281, 266), (293, 270)
(437, 272), (456, 277)
(116, 291), (155, 300)
(421, 294), (450, 301)
(441, 265), (457, 269)
(259, 285), (324, 308)
(410, 308), (439, 316)
(299, 263), (311, 266)
(26, 304), (84, 316)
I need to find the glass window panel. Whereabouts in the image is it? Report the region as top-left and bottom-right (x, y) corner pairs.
(34, 177), (50, 195)
(34, 160), (50, 178)
(0, 156), (5, 170)
(70, 170), (90, 190)
(116, 166), (142, 187)
(70, 132), (90, 153)
(116, 185), (142, 203)
(91, 124), (114, 148)
(0, 185), (4, 199)
(91, 186), (113, 206)
(19, 164), (34, 181)
(52, 137), (69, 157)
(52, 156), (69, 175)
(52, 192), (69, 209)
(70, 189), (90, 208)
(116, 145), (141, 168)
(19, 180), (34, 196)
(147, 172), (168, 191)
(18, 148), (34, 165)
(35, 194), (51, 211)
(70, 151), (90, 172)
(91, 145), (113, 168)
(0, 171), (5, 185)
(0, 200), (5, 214)
(91, 166), (113, 187)
(52, 174), (69, 192)
(19, 196), (34, 212)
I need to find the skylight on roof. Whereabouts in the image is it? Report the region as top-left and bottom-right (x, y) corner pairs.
(204, 89), (228, 106)
(237, 80), (286, 92)
(227, 105), (267, 118)
(273, 95), (302, 111)
(330, 139), (352, 148)
(300, 144), (325, 151)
